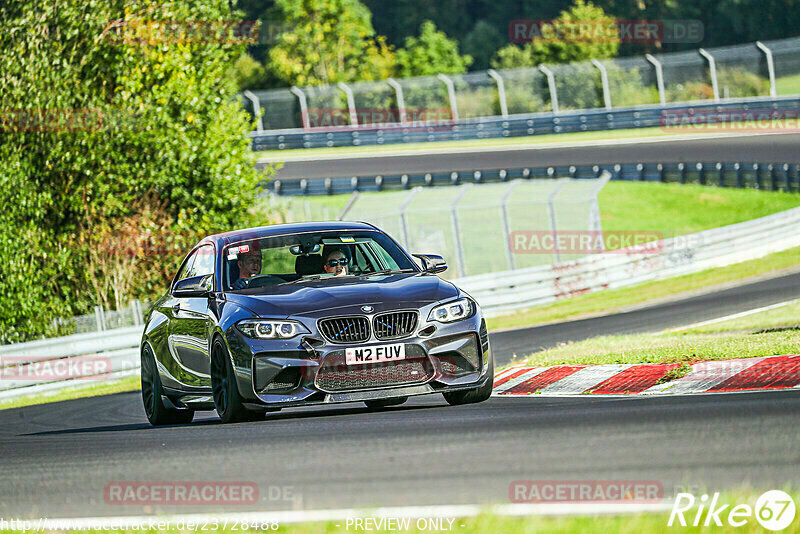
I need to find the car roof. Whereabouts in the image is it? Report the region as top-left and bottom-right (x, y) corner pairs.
(200, 221), (378, 248)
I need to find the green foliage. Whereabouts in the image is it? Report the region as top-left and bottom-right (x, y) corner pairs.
(491, 0), (619, 69)
(0, 0), (270, 343)
(607, 67), (660, 107)
(395, 21), (472, 78)
(267, 0), (396, 86)
(461, 20), (505, 71)
(717, 67), (770, 98)
(232, 52), (273, 90)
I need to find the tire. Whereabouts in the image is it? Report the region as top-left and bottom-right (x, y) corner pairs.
(364, 397), (408, 409)
(443, 356), (494, 406)
(141, 344), (194, 426)
(211, 338), (258, 423)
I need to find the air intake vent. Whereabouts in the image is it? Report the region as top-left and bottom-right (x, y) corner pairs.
(373, 311), (418, 340)
(318, 316), (370, 343)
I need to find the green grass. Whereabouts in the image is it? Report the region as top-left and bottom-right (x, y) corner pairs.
(598, 182), (800, 239)
(0, 374), (140, 411)
(507, 290), (800, 368)
(777, 73), (800, 96)
(510, 329), (800, 368)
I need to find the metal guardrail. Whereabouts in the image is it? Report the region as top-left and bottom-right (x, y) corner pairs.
(252, 96), (800, 152)
(271, 160), (800, 196)
(460, 206), (800, 316)
(0, 327), (142, 399)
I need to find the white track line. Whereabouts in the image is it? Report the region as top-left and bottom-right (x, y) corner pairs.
(258, 131), (798, 163)
(666, 299), (800, 332)
(29, 501), (676, 529)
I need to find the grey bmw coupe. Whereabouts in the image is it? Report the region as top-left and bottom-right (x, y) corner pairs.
(140, 221), (493, 425)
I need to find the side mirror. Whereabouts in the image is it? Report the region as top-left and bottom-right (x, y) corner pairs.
(413, 254), (447, 274)
(173, 274), (213, 297)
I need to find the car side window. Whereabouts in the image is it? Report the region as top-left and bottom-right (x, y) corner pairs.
(175, 251), (198, 282)
(192, 245), (215, 278)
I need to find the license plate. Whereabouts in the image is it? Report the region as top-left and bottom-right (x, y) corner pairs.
(345, 344), (406, 365)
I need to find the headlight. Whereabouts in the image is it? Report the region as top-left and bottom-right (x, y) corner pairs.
(428, 298), (474, 323)
(236, 319), (309, 339)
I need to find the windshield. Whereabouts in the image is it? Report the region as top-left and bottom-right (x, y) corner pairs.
(223, 230), (418, 291)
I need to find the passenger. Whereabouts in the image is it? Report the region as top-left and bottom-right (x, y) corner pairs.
(323, 248), (348, 277)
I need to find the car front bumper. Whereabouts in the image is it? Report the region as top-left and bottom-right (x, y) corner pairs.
(226, 310), (492, 408)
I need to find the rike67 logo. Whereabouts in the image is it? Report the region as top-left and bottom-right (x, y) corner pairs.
(669, 490), (796, 531)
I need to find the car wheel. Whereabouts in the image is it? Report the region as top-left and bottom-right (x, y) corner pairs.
(443, 357), (494, 406)
(141, 344), (194, 426)
(364, 397), (408, 409)
(211, 338), (258, 423)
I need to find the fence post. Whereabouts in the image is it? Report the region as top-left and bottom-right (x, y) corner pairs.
(437, 74), (459, 122)
(589, 171), (612, 253)
(487, 69), (509, 118)
(500, 180), (522, 270)
(645, 54), (666, 105)
(450, 185), (472, 278)
(290, 86), (310, 129)
(698, 49), (720, 102)
(538, 65), (559, 114)
(547, 180), (568, 264)
(94, 305), (106, 332)
(337, 82), (359, 127)
(398, 188), (420, 250)
(755, 41), (778, 98)
(242, 90), (264, 132)
(591, 59), (612, 110)
(386, 78), (408, 125)
(132, 300), (143, 326)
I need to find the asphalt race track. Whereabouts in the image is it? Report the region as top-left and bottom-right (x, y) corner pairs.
(2, 388), (799, 518)
(265, 133), (800, 181)
(2, 271), (800, 519)
(490, 269), (800, 366)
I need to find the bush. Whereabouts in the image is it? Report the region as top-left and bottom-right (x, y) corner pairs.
(0, 0), (272, 343)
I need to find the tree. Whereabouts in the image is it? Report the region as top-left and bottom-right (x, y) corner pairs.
(492, 0), (620, 69)
(462, 20), (506, 71)
(266, 0), (395, 86)
(0, 0), (270, 342)
(395, 21), (473, 78)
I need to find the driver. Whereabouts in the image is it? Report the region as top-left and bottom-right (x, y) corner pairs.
(232, 248), (262, 289)
(323, 248), (348, 277)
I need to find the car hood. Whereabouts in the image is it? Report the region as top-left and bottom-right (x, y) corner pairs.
(224, 272), (460, 318)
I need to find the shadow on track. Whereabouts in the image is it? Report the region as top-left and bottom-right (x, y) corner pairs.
(23, 401), (446, 436)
